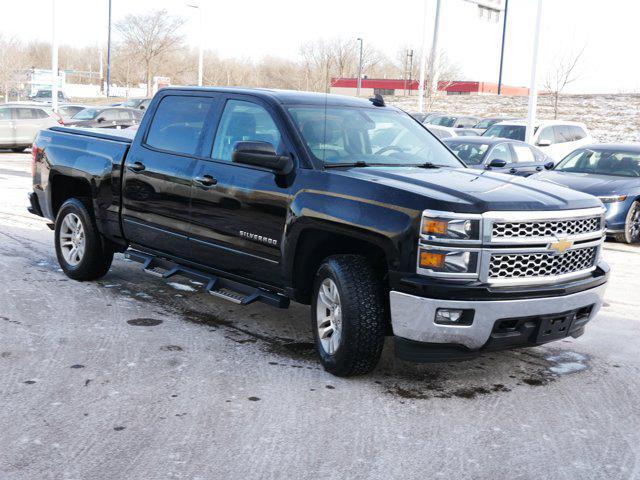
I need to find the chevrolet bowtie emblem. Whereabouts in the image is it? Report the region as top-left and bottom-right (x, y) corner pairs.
(548, 238), (573, 255)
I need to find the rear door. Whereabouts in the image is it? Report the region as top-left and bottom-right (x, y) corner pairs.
(13, 108), (47, 145)
(121, 94), (218, 256)
(187, 95), (292, 287)
(0, 107), (14, 146)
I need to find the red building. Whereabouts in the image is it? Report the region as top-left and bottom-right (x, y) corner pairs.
(330, 78), (528, 97)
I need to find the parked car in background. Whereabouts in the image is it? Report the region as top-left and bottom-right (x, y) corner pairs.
(483, 120), (593, 161)
(443, 136), (553, 176)
(426, 125), (458, 140)
(57, 105), (89, 124)
(120, 97), (152, 110)
(532, 144), (640, 243)
(408, 111), (428, 123)
(0, 103), (60, 152)
(454, 128), (482, 137)
(28, 89), (68, 103)
(470, 116), (517, 135)
(66, 107), (143, 129)
(426, 114), (481, 128)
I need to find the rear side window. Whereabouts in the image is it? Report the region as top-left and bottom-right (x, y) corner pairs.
(537, 126), (555, 144)
(146, 96), (215, 155)
(571, 125), (586, 140)
(512, 144), (535, 163)
(15, 108), (47, 119)
(553, 125), (574, 143)
(0, 108), (10, 120)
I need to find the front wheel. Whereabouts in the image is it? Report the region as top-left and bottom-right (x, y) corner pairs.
(55, 198), (114, 280)
(614, 201), (640, 244)
(311, 255), (387, 376)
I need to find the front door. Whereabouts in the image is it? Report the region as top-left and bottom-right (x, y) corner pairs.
(13, 108), (45, 146)
(122, 94), (217, 256)
(485, 142), (514, 174)
(188, 96), (291, 287)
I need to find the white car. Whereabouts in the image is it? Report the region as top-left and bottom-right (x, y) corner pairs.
(482, 120), (593, 161)
(0, 103), (61, 152)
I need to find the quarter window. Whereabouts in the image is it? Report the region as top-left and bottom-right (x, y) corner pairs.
(512, 145), (535, 163)
(212, 100), (282, 162)
(146, 96), (215, 155)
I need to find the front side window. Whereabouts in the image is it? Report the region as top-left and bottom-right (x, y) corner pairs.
(445, 142), (489, 165)
(555, 149), (640, 177)
(73, 108), (98, 120)
(483, 124), (526, 141)
(146, 96), (215, 156)
(212, 100), (282, 161)
(288, 106), (462, 167)
(537, 126), (555, 144)
(488, 143), (512, 163)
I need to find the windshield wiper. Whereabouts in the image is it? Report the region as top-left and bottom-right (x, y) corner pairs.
(415, 162), (440, 169)
(324, 161), (369, 168)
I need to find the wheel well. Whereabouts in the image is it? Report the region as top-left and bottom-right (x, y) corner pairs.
(50, 175), (92, 218)
(291, 228), (389, 304)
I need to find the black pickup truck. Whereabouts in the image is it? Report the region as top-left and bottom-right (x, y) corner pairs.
(29, 87), (609, 376)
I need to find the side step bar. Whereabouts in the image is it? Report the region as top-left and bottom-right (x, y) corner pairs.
(124, 250), (290, 309)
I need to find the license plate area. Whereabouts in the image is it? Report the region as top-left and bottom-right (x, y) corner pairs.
(537, 312), (574, 342)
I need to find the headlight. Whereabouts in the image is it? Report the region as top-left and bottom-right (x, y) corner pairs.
(417, 247), (480, 277)
(420, 211), (481, 243)
(598, 195), (627, 204)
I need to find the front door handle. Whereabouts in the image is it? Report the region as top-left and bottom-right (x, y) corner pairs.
(195, 174), (217, 186)
(536, 165), (543, 171)
(128, 161), (145, 172)
(509, 168), (517, 174)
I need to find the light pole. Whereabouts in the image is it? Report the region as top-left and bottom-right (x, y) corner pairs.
(51, 0), (59, 112)
(186, 2), (204, 87)
(497, 0), (509, 95)
(525, 0), (543, 145)
(427, 0), (442, 101)
(106, 0), (112, 97)
(417, 0), (428, 112)
(356, 37), (363, 97)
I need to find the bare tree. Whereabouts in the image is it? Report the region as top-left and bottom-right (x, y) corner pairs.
(544, 46), (585, 119)
(115, 9), (185, 95)
(0, 35), (30, 101)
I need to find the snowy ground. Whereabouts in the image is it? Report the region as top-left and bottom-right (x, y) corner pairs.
(391, 93), (640, 143)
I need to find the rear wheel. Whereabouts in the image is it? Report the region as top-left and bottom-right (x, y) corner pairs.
(55, 198), (114, 280)
(613, 201), (640, 244)
(311, 255), (387, 376)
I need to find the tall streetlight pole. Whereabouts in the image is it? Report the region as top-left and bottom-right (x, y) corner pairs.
(51, 0), (59, 112)
(187, 3), (204, 86)
(106, 0), (112, 97)
(417, 0), (429, 113)
(525, 0), (543, 144)
(497, 0), (509, 95)
(356, 37), (363, 97)
(427, 0), (442, 101)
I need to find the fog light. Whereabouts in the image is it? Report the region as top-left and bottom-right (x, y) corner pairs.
(434, 308), (474, 326)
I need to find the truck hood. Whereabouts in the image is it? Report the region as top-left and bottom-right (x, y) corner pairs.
(532, 170), (639, 197)
(333, 166), (601, 213)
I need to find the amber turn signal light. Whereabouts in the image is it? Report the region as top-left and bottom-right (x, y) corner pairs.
(419, 251), (445, 269)
(422, 219), (448, 235)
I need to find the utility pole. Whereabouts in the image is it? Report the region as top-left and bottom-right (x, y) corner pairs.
(356, 37), (363, 97)
(497, 0), (509, 95)
(417, 0), (429, 112)
(106, 0), (112, 97)
(407, 49), (414, 96)
(525, 0), (543, 144)
(427, 0), (442, 101)
(51, 0), (59, 112)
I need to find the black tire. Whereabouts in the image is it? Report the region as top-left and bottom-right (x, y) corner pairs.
(311, 255), (387, 376)
(613, 201), (640, 244)
(11, 147), (27, 153)
(54, 198), (114, 280)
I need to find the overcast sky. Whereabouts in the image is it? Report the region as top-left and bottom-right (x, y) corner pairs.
(3, 0), (639, 93)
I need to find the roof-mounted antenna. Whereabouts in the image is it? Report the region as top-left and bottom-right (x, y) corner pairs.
(368, 93), (385, 107)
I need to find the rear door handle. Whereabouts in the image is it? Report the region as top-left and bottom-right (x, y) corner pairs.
(128, 161), (145, 172)
(195, 174), (217, 186)
(509, 168), (517, 174)
(536, 166), (544, 171)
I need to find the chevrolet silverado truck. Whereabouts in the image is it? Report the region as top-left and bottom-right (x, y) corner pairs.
(28, 87), (609, 376)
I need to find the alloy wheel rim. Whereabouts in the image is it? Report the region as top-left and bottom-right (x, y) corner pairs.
(316, 278), (342, 355)
(629, 205), (640, 241)
(59, 213), (85, 266)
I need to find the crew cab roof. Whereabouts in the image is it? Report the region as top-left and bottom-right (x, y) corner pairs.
(160, 86), (388, 108)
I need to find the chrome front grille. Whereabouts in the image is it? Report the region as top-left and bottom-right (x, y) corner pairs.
(488, 246), (598, 280)
(492, 217), (601, 240)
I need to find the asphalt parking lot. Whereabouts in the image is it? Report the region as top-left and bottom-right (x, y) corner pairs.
(1, 150), (639, 480)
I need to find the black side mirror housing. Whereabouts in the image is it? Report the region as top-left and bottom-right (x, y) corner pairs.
(544, 161), (555, 170)
(232, 141), (293, 175)
(96, 117), (105, 123)
(486, 158), (507, 169)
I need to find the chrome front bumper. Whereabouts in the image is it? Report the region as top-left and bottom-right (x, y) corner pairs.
(389, 284), (607, 350)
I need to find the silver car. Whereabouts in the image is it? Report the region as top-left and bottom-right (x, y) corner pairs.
(0, 104), (60, 152)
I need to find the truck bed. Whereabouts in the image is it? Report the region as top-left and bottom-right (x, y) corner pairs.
(49, 126), (135, 144)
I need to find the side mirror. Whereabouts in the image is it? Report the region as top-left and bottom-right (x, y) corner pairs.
(544, 161), (555, 170)
(96, 117), (105, 123)
(232, 141), (293, 175)
(537, 139), (552, 147)
(486, 159), (507, 169)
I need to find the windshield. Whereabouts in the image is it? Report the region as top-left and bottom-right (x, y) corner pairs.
(287, 106), (462, 167)
(483, 124), (526, 141)
(445, 142), (490, 165)
(555, 149), (640, 177)
(121, 99), (139, 107)
(72, 108), (99, 120)
(428, 115), (456, 127)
